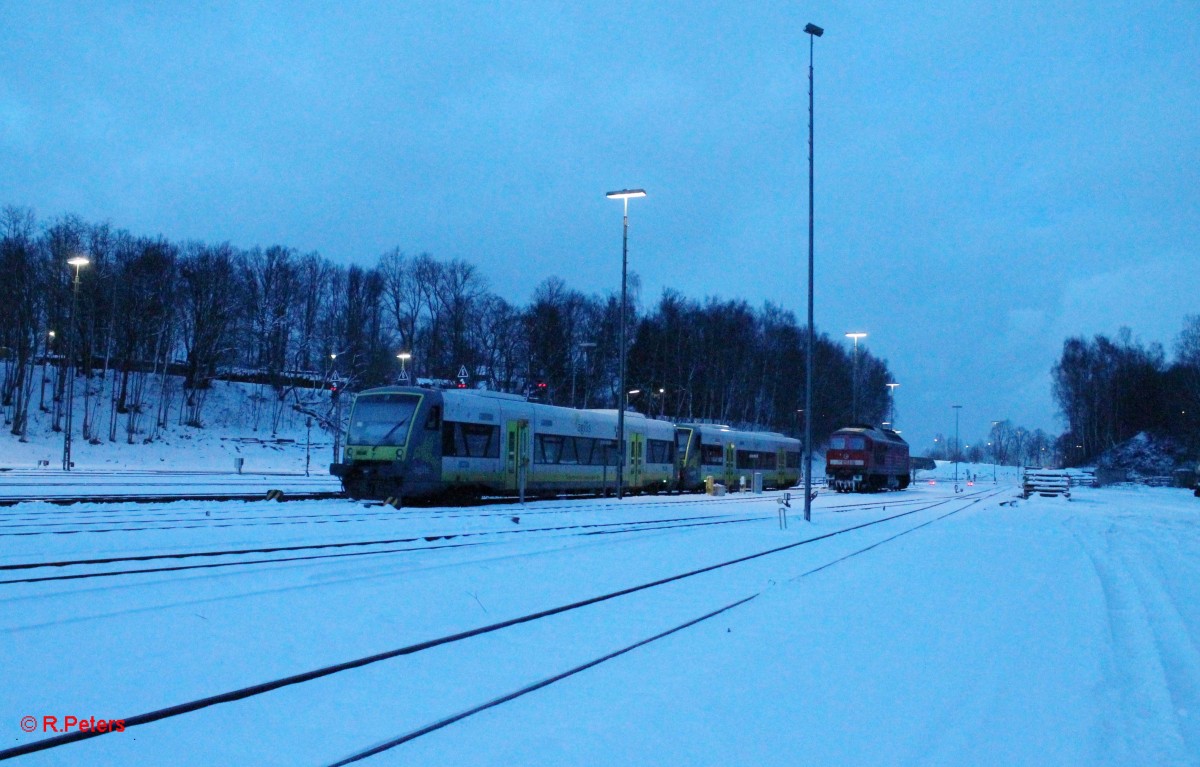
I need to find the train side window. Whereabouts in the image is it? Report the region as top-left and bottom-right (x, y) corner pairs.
(425, 406), (441, 431)
(700, 443), (723, 465)
(786, 451), (801, 469)
(536, 434), (564, 464)
(597, 440), (620, 466)
(575, 437), (594, 465)
(462, 423), (498, 458)
(442, 421), (458, 456)
(736, 450), (770, 469)
(559, 437), (579, 464)
(647, 439), (673, 464)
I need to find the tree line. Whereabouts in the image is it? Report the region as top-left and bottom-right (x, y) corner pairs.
(925, 420), (1057, 468)
(1052, 321), (1200, 465)
(0, 206), (894, 446)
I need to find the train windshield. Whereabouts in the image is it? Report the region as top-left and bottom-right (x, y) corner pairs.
(829, 435), (866, 450)
(348, 393), (422, 446)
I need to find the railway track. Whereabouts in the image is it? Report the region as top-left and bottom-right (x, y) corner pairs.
(338, 489), (993, 763)
(0, 486), (1004, 762)
(0, 487), (916, 538)
(0, 512), (766, 586)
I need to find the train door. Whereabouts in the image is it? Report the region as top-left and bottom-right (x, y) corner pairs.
(505, 419), (530, 495)
(724, 442), (736, 488)
(629, 432), (645, 489)
(776, 447), (786, 486)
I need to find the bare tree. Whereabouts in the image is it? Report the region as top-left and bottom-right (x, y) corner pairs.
(179, 242), (241, 426)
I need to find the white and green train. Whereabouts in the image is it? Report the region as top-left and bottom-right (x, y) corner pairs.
(331, 386), (801, 501)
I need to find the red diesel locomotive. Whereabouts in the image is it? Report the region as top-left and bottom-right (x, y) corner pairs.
(825, 424), (910, 492)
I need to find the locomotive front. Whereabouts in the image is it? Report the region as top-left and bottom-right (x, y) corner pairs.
(330, 386), (445, 500)
(825, 425), (910, 492)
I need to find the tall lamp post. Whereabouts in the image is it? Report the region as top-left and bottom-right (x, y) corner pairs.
(886, 382), (899, 427)
(62, 256), (90, 471)
(990, 420), (1001, 482)
(571, 341), (596, 409)
(396, 352), (412, 383)
(802, 21), (823, 523)
(951, 404), (962, 484)
(606, 188), (646, 500)
(845, 332), (866, 421)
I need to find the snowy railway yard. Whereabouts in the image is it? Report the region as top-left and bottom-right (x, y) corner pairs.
(2, 473), (1199, 766)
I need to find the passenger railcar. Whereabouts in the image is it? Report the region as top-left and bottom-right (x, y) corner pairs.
(825, 424), (910, 492)
(675, 423), (801, 492)
(331, 386), (678, 501)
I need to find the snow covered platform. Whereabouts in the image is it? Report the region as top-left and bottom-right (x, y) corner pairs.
(0, 468), (340, 503)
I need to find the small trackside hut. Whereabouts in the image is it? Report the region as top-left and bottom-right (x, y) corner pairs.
(825, 424), (910, 492)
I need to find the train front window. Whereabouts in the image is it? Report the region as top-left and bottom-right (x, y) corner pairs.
(675, 428), (693, 461)
(830, 435), (865, 450)
(347, 394), (422, 447)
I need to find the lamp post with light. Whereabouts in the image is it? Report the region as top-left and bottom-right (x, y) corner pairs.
(396, 352), (412, 383)
(845, 332), (866, 422)
(951, 404), (962, 484)
(62, 256), (90, 471)
(40, 330), (56, 414)
(886, 382), (899, 427)
(571, 341), (596, 409)
(990, 420), (1001, 482)
(802, 21), (824, 524)
(606, 188), (646, 500)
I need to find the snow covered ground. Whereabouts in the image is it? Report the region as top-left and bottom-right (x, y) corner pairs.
(0, 371), (335, 473)
(3, 472), (1199, 766)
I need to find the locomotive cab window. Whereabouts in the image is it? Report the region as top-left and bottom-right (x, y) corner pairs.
(830, 435), (866, 450)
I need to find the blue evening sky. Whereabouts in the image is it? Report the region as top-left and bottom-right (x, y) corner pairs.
(2, 1), (1197, 451)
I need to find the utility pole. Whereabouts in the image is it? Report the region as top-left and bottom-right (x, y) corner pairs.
(952, 404), (962, 485)
(62, 256), (89, 471)
(802, 20), (823, 523)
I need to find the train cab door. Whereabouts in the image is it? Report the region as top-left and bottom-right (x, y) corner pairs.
(776, 447), (786, 486)
(629, 432), (645, 489)
(505, 419), (530, 494)
(723, 442), (736, 487)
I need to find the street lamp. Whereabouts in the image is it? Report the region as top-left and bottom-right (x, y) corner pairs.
(606, 188), (647, 500)
(951, 404), (962, 484)
(40, 330), (56, 413)
(886, 382), (899, 427)
(62, 256), (90, 471)
(845, 332), (866, 422)
(990, 420), (1001, 482)
(396, 352), (412, 383)
(802, 20), (823, 523)
(571, 341), (596, 409)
